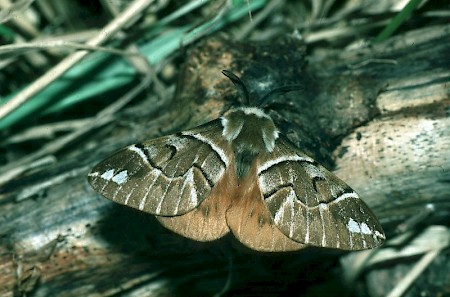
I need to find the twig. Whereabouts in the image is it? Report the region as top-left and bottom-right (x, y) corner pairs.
(386, 248), (442, 297)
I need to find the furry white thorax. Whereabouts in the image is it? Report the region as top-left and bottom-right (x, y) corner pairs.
(221, 107), (279, 153)
(237, 107), (272, 119)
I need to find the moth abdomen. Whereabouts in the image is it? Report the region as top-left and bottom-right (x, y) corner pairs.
(234, 149), (258, 179)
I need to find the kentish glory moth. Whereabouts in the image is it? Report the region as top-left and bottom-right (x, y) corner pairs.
(88, 70), (385, 252)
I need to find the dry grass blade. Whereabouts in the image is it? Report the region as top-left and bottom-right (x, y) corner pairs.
(386, 249), (444, 297)
(3, 119), (93, 144)
(0, 0), (35, 24)
(341, 226), (450, 289)
(0, 0), (154, 121)
(235, 0), (284, 40)
(0, 41), (144, 58)
(0, 74), (153, 187)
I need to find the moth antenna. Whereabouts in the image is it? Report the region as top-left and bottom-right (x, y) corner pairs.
(257, 85), (303, 108)
(222, 70), (250, 106)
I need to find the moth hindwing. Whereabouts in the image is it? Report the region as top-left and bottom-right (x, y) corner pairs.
(88, 70), (385, 252)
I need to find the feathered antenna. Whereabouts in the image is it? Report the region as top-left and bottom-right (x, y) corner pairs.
(222, 70), (250, 106)
(222, 70), (302, 108)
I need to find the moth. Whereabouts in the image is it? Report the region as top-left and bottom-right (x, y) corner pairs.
(88, 70), (385, 252)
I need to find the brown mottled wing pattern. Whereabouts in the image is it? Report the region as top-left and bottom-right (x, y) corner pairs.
(156, 161), (237, 241)
(225, 162), (306, 252)
(89, 118), (384, 251)
(88, 119), (229, 219)
(257, 138), (385, 250)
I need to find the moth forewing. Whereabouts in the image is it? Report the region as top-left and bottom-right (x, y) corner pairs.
(88, 120), (228, 217)
(257, 139), (385, 250)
